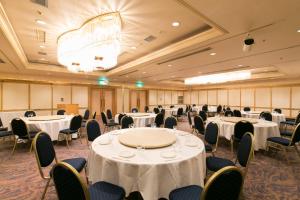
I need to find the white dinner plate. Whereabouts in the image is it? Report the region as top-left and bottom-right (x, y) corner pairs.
(185, 141), (198, 147)
(98, 138), (111, 145)
(119, 151), (135, 158)
(160, 150), (177, 158)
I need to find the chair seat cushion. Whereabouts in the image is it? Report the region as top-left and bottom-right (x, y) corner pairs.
(280, 121), (295, 125)
(206, 156), (235, 172)
(62, 157), (87, 172)
(89, 181), (125, 200)
(0, 127), (8, 131)
(280, 131), (293, 137)
(169, 185), (203, 200)
(267, 137), (290, 146)
(59, 129), (78, 134)
(0, 130), (12, 137)
(19, 131), (39, 139)
(205, 144), (213, 152)
(107, 122), (119, 127)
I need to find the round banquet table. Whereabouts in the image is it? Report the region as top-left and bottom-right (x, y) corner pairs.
(164, 108), (178, 117)
(114, 113), (156, 127)
(241, 111), (286, 125)
(21, 115), (72, 140)
(87, 128), (206, 200)
(206, 117), (280, 151)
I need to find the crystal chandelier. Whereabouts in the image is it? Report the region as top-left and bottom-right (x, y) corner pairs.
(57, 12), (122, 73)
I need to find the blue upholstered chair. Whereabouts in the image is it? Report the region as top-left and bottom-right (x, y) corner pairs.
(274, 108), (282, 114)
(194, 116), (205, 135)
(144, 106), (149, 113)
(207, 133), (254, 176)
(259, 111), (272, 121)
(52, 162), (125, 200)
(106, 109), (114, 122)
(33, 132), (87, 199)
(233, 110), (242, 117)
(199, 111), (207, 122)
(243, 107), (251, 112)
(187, 112), (193, 130)
(131, 108), (138, 113)
(92, 112), (97, 119)
(0, 117), (12, 140)
(216, 105), (222, 114)
(173, 107), (184, 120)
(169, 166), (244, 200)
(82, 109), (90, 122)
(121, 116), (134, 129)
(153, 107), (160, 114)
(118, 114), (126, 125)
(164, 116), (177, 129)
(24, 110), (36, 117)
(59, 115), (82, 148)
(154, 113), (164, 127)
(280, 112), (300, 136)
(101, 112), (119, 132)
(224, 110), (233, 117)
(202, 104), (208, 112)
(267, 123), (300, 163)
(11, 118), (39, 155)
(57, 109), (65, 115)
(204, 122), (219, 156)
(230, 120), (254, 153)
(86, 120), (101, 143)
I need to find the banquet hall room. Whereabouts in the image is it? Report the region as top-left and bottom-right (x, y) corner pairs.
(1, 0), (300, 200)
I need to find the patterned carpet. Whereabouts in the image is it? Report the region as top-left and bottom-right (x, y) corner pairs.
(0, 119), (300, 200)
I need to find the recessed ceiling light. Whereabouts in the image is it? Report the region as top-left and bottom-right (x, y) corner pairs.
(297, 29), (300, 33)
(172, 21), (180, 27)
(171, 76), (175, 78)
(126, 76), (129, 78)
(198, 72), (202, 74)
(39, 45), (45, 48)
(209, 52), (216, 56)
(238, 64), (243, 67)
(168, 64), (172, 67)
(36, 19), (46, 25)
(142, 72), (146, 74)
(131, 46), (137, 50)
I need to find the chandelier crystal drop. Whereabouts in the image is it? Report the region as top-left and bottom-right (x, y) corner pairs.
(57, 12), (122, 72)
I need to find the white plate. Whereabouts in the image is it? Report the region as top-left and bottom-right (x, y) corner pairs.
(98, 139), (111, 145)
(160, 151), (177, 158)
(119, 151), (135, 158)
(185, 141), (198, 147)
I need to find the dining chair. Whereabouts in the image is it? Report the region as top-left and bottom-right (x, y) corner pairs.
(273, 108), (282, 114)
(187, 111), (194, 131)
(173, 108), (183, 120)
(204, 122), (219, 156)
(131, 108), (138, 113)
(202, 104), (208, 112)
(92, 112), (97, 119)
(280, 112), (300, 132)
(260, 111), (272, 121)
(121, 116), (134, 129)
(266, 123), (300, 163)
(153, 107), (160, 114)
(101, 112), (119, 132)
(161, 109), (165, 117)
(118, 113), (126, 125)
(82, 109), (90, 123)
(86, 120), (101, 144)
(233, 110), (242, 117)
(207, 133), (254, 177)
(164, 116), (177, 129)
(0, 116), (12, 142)
(24, 110), (36, 117)
(199, 111), (207, 122)
(224, 110), (233, 117)
(144, 106), (149, 112)
(243, 107), (251, 112)
(57, 109), (66, 115)
(11, 118), (39, 155)
(154, 113), (164, 127)
(106, 109), (114, 122)
(33, 132), (87, 199)
(51, 162), (125, 200)
(231, 120), (254, 153)
(193, 116), (205, 135)
(59, 115), (83, 147)
(216, 105), (222, 114)
(169, 166), (244, 200)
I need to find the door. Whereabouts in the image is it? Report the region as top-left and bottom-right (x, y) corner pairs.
(130, 90), (147, 112)
(91, 88), (115, 117)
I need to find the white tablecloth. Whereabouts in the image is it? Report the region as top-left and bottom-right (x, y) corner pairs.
(241, 111), (286, 125)
(206, 117), (280, 150)
(114, 113), (156, 127)
(21, 115), (72, 140)
(164, 108), (178, 117)
(88, 128), (206, 200)
(0, 111), (24, 129)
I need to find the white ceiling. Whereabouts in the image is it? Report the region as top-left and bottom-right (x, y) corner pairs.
(0, 0), (300, 88)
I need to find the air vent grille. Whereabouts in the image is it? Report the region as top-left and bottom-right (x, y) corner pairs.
(31, 0), (48, 7)
(144, 35), (157, 42)
(35, 29), (46, 43)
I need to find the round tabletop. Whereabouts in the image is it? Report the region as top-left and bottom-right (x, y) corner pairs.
(114, 113), (156, 127)
(88, 127), (206, 200)
(206, 116), (280, 150)
(22, 115), (72, 140)
(241, 111), (286, 125)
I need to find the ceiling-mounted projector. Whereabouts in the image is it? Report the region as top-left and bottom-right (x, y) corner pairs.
(243, 34), (254, 52)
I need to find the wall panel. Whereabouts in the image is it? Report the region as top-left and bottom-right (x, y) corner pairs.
(3, 82), (29, 110)
(191, 91), (199, 105)
(157, 90), (165, 105)
(72, 86), (88, 107)
(292, 87), (300, 109)
(123, 89), (130, 113)
(241, 88), (254, 107)
(184, 91), (191, 104)
(207, 90), (217, 105)
(164, 91), (172, 104)
(30, 84), (52, 109)
(255, 88), (271, 108)
(171, 91), (178, 104)
(199, 90), (207, 105)
(217, 90), (227, 106)
(228, 89), (240, 107)
(272, 87), (290, 109)
(149, 90), (157, 105)
(53, 85), (71, 108)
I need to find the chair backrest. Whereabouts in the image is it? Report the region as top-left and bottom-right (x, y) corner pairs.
(144, 106), (149, 112)
(243, 107), (251, 112)
(202, 104), (208, 112)
(11, 118), (29, 138)
(194, 116), (205, 135)
(101, 112), (108, 125)
(24, 110), (36, 117)
(0, 117), (3, 127)
(155, 113), (164, 127)
(217, 105), (222, 113)
(260, 111), (272, 121)
(158, 105), (162, 108)
(52, 162), (89, 200)
(57, 109), (65, 115)
(177, 108), (183, 116)
(106, 109), (113, 120)
(290, 123), (300, 145)
(226, 107), (231, 111)
(237, 133), (254, 168)
(92, 112), (96, 119)
(153, 107), (160, 114)
(185, 105), (190, 113)
(170, 105), (174, 108)
(205, 122), (219, 146)
(83, 109), (89, 120)
(187, 111), (192, 126)
(161, 109), (165, 116)
(234, 120), (254, 140)
(201, 166), (244, 200)
(118, 114), (126, 125)
(164, 117), (177, 129)
(199, 110), (207, 121)
(233, 110), (242, 117)
(86, 120), (101, 142)
(69, 115), (83, 131)
(33, 132), (56, 178)
(224, 110), (233, 117)
(295, 112), (300, 125)
(121, 116), (134, 129)
(273, 108), (282, 114)
(132, 108), (138, 113)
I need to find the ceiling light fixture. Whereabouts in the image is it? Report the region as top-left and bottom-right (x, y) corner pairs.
(238, 64), (243, 67)
(131, 46), (137, 50)
(57, 12), (122, 73)
(209, 52), (216, 56)
(39, 45), (45, 48)
(168, 64), (172, 67)
(35, 19), (46, 25)
(297, 29), (300, 33)
(172, 21), (180, 27)
(142, 72), (146, 74)
(185, 70), (251, 85)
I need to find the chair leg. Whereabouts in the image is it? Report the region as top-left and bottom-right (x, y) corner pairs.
(78, 131), (82, 144)
(29, 141), (33, 152)
(65, 134), (69, 148)
(282, 147), (289, 164)
(230, 139), (234, 154)
(41, 178), (51, 200)
(11, 138), (18, 156)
